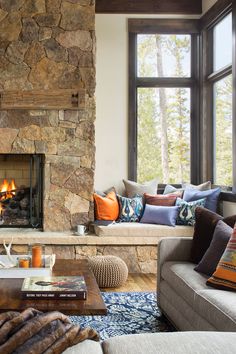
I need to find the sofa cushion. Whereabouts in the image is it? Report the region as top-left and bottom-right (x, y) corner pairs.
(102, 332), (236, 354)
(194, 289), (236, 331)
(94, 222), (194, 237)
(194, 220), (232, 276)
(207, 226), (236, 291)
(63, 340), (103, 354)
(161, 261), (209, 307)
(190, 207), (223, 264)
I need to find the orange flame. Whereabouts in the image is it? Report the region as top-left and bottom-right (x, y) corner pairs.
(0, 179), (17, 200)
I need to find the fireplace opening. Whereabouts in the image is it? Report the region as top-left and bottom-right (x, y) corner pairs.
(0, 154), (44, 228)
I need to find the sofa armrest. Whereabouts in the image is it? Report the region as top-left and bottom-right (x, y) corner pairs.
(157, 237), (193, 292)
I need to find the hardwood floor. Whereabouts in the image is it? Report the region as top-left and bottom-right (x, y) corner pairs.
(101, 273), (157, 292)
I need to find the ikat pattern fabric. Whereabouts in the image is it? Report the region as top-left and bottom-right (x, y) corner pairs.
(207, 225), (236, 291)
(117, 194), (143, 222)
(176, 198), (206, 226)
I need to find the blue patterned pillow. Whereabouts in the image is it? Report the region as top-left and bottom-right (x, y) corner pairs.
(176, 198), (206, 226)
(117, 195), (143, 222)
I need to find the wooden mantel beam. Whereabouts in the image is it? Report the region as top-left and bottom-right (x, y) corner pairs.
(95, 0), (202, 15)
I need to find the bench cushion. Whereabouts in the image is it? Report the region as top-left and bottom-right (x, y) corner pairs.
(94, 223), (194, 237)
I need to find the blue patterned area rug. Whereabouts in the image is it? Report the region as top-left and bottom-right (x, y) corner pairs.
(70, 292), (174, 340)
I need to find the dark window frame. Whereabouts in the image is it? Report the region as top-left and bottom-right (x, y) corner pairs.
(200, 3), (236, 201)
(206, 10), (232, 185)
(128, 19), (201, 184)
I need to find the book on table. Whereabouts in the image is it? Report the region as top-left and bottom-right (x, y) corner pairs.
(21, 276), (87, 300)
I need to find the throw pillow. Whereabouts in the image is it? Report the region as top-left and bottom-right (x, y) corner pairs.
(176, 198), (206, 226)
(223, 214), (236, 228)
(123, 179), (158, 198)
(195, 220), (232, 276)
(163, 185), (184, 196)
(94, 186), (116, 197)
(207, 226), (236, 291)
(182, 181), (211, 191)
(117, 194), (143, 222)
(94, 190), (119, 221)
(144, 193), (177, 207)
(183, 187), (221, 212)
(190, 207), (223, 264)
(140, 204), (179, 227)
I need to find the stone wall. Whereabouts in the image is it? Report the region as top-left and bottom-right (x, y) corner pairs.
(0, 244), (158, 273)
(0, 0), (96, 231)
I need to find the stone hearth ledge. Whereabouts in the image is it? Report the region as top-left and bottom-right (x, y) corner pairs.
(0, 229), (167, 246)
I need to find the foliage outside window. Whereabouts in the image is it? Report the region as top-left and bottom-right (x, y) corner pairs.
(210, 13), (233, 186)
(136, 34), (191, 184)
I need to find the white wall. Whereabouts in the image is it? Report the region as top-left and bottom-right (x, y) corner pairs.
(95, 14), (199, 193)
(202, 0), (217, 14)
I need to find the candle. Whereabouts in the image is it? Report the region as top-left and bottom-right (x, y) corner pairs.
(32, 244), (42, 268)
(18, 257), (30, 268)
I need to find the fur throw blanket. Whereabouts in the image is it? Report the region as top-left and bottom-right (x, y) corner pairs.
(0, 307), (99, 354)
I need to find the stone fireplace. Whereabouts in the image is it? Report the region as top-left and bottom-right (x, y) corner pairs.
(0, 1), (96, 231)
(0, 154), (43, 227)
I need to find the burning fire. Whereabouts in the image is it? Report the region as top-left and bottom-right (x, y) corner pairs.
(0, 179), (17, 201)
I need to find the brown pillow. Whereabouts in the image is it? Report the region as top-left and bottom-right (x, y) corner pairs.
(190, 207), (223, 264)
(223, 214), (236, 228)
(144, 193), (177, 206)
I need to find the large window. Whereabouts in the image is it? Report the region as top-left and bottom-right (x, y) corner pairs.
(207, 12), (233, 187)
(129, 21), (199, 184)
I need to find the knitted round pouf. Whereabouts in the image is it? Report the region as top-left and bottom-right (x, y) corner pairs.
(89, 255), (128, 288)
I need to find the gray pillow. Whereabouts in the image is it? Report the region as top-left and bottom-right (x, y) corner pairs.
(182, 181), (211, 191)
(123, 179), (158, 198)
(194, 220), (232, 276)
(163, 185), (184, 195)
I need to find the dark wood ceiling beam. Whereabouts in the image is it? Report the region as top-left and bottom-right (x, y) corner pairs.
(95, 0), (202, 15)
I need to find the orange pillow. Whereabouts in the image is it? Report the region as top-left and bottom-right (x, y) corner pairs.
(94, 191), (119, 221)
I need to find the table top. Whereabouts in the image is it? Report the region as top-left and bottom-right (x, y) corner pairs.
(0, 259), (107, 316)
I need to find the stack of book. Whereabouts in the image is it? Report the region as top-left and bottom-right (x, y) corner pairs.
(21, 276), (87, 300)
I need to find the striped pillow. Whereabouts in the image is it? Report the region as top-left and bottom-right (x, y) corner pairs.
(207, 225), (236, 291)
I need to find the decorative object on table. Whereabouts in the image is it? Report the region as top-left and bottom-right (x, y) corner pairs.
(0, 238), (18, 268)
(0, 238), (56, 278)
(21, 276), (87, 300)
(89, 255), (128, 288)
(117, 194), (143, 222)
(0, 308), (99, 353)
(29, 243), (45, 268)
(176, 198), (206, 226)
(70, 292), (174, 340)
(18, 256), (31, 268)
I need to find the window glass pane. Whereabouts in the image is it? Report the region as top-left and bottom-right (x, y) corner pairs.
(137, 34), (191, 77)
(213, 13), (232, 71)
(214, 75), (232, 186)
(137, 87), (190, 184)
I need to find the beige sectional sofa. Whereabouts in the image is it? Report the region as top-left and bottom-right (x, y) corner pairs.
(64, 236), (236, 353)
(158, 237), (236, 331)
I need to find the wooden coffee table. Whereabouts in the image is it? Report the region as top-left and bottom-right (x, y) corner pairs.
(0, 259), (107, 315)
